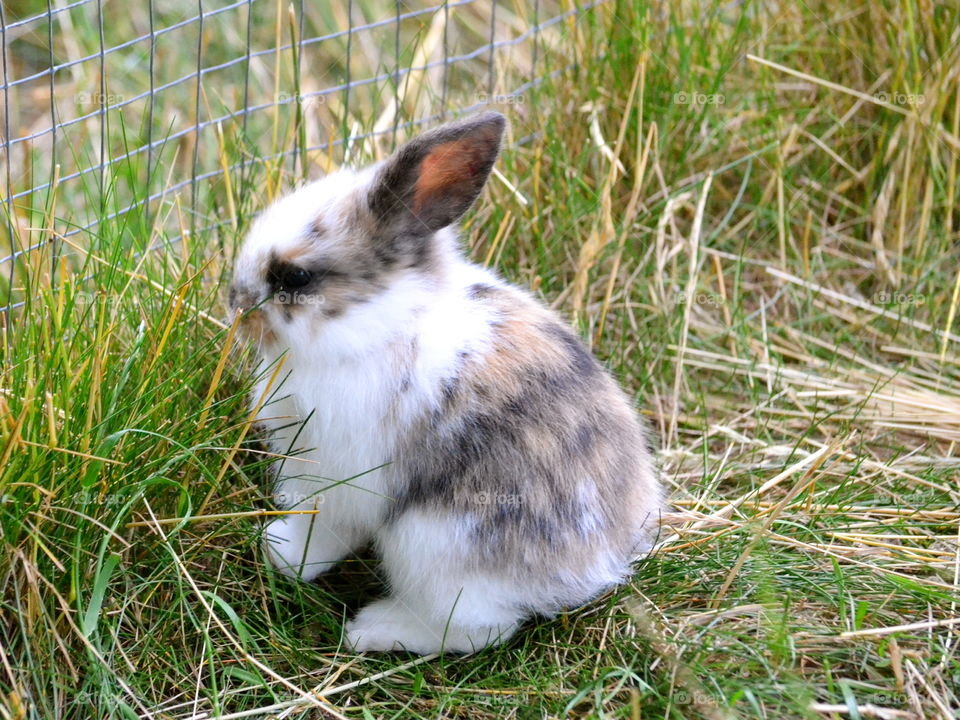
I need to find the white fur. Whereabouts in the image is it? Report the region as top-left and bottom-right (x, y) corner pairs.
(348, 511), (521, 653)
(255, 255), (503, 588)
(235, 165), (641, 654)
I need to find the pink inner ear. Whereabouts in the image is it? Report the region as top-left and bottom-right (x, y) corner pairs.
(412, 138), (486, 213)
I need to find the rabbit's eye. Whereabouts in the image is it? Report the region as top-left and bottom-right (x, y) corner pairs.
(278, 267), (312, 289)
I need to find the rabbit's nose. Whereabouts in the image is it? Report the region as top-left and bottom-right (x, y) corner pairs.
(228, 284), (260, 313)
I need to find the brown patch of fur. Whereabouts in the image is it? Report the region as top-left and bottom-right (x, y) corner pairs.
(267, 210), (394, 322)
(276, 240), (315, 267)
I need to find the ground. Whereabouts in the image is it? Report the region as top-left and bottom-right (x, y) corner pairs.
(1, 1), (958, 718)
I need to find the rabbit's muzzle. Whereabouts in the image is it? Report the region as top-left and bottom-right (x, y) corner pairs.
(228, 283), (260, 314)
(228, 284), (276, 344)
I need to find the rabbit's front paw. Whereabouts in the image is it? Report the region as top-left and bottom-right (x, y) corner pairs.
(262, 515), (348, 582)
(344, 598), (518, 655)
(345, 599), (444, 654)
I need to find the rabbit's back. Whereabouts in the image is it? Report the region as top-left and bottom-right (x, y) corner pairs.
(387, 278), (660, 611)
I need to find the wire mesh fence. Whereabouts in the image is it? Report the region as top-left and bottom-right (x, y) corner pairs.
(0, 0), (604, 316)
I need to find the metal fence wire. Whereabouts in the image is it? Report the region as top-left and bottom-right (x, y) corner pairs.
(0, 0), (603, 315)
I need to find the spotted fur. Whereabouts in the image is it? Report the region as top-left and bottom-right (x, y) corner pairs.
(229, 112), (662, 655)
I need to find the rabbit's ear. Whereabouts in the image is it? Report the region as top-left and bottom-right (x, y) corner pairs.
(368, 112), (506, 238)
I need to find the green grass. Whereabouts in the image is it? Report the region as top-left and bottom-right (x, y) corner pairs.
(3, 0), (960, 718)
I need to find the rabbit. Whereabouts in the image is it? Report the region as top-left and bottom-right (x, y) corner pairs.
(228, 111), (662, 655)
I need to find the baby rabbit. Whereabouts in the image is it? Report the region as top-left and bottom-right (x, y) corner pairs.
(229, 112), (661, 654)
